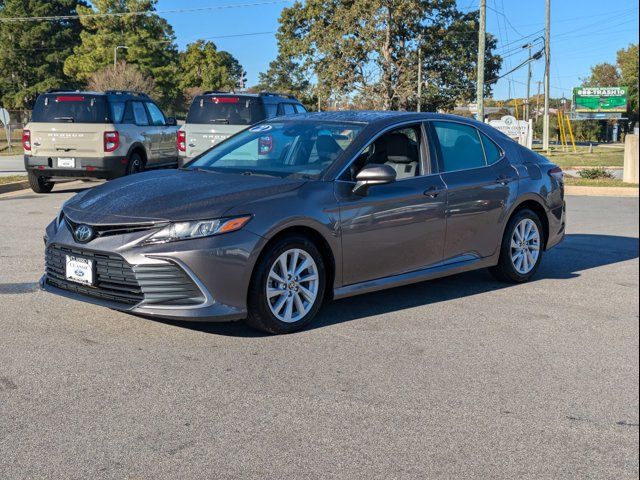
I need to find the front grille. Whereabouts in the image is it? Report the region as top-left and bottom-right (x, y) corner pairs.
(64, 216), (162, 241)
(45, 244), (205, 307)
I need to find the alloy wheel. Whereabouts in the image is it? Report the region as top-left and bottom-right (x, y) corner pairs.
(510, 218), (540, 274)
(266, 248), (319, 323)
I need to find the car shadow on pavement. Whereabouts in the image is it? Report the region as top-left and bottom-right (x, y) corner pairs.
(141, 233), (639, 337)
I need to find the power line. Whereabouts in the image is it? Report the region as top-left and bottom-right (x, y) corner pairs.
(0, 0), (291, 23)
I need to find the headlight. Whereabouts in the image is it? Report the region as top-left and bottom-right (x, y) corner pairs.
(141, 215), (252, 245)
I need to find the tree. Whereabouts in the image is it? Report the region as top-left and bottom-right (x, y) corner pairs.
(87, 61), (155, 94)
(582, 62), (621, 87)
(63, 0), (179, 108)
(617, 44), (638, 122)
(253, 54), (316, 109)
(276, 0), (501, 111)
(0, 0), (86, 108)
(178, 40), (244, 93)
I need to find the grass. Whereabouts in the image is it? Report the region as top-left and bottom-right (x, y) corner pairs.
(539, 146), (624, 169)
(0, 175), (27, 186)
(564, 177), (638, 188)
(0, 145), (23, 156)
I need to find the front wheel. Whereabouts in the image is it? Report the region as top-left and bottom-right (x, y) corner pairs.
(245, 235), (326, 334)
(27, 171), (54, 193)
(490, 209), (544, 283)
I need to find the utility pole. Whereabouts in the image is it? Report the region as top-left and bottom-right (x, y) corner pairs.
(476, 0), (486, 122)
(417, 34), (422, 112)
(536, 81), (542, 120)
(525, 45), (532, 121)
(542, 0), (551, 151)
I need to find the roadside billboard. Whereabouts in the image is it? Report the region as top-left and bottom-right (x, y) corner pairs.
(572, 86), (628, 113)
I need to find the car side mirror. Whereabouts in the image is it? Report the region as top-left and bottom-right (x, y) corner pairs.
(353, 164), (397, 196)
(166, 117), (177, 126)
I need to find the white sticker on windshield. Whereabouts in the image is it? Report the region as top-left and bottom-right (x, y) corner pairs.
(249, 124), (272, 133)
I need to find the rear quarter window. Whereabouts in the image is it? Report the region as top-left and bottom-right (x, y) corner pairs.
(31, 94), (109, 123)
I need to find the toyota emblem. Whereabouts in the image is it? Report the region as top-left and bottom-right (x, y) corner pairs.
(74, 224), (94, 243)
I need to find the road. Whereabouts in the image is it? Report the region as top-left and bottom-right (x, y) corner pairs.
(0, 186), (638, 479)
(0, 155), (25, 177)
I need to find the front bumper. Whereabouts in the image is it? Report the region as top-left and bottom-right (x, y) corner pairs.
(25, 155), (128, 180)
(41, 218), (266, 322)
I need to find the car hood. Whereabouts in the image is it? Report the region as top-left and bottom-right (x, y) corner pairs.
(63, 169), (306, 225)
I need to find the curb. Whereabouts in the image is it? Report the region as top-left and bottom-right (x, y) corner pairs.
(565, 186), (639, 197)
(0, 180), (30, 195)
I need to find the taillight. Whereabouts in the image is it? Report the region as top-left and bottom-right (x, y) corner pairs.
(258, 135), (273, 155)
(104, 131), (120, 152)
(177, 130), (186, 152)
(22, 130), (31, 151)
(548, 166), (564, 183)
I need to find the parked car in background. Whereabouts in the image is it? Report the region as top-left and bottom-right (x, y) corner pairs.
(177, 91), (307, 165)
(23, 90), (179, 193)
(41, 111), (565, 334)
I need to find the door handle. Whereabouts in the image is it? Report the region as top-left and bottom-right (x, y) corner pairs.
(423, 186), (444, 198)
(496, 175), (516, 185)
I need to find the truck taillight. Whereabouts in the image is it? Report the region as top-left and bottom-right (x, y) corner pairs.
(104, 131), (120, 152)
(22, 130), (31, 151)
(177, 130), (186, 152)
(548, 166), (564, 183)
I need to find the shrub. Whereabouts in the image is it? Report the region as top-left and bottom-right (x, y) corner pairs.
(578, 167), (614, 179)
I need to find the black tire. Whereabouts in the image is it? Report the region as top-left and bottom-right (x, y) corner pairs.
(27, 171), (54, 193)
(490, 208), (544, 283)
(245, 235), (326, 334)
(126, 152), (145, 175)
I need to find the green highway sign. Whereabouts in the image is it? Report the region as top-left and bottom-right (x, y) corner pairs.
(573, 86), (628, 113)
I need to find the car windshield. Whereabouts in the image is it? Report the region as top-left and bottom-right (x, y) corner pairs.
(185, 121), (364, 179)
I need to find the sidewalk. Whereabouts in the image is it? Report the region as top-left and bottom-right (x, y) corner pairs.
(0, 154), (25, 177)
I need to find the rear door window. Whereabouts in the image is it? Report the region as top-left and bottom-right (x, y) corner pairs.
(432, 121), (486, 172)
(145, 102), (166, 126)
(132, 102), (149, 126)
(280, 104), (296, 116)
(186, 96), (265, 125)
(294, 104), (308, 113)
(31, 94), (109, 123)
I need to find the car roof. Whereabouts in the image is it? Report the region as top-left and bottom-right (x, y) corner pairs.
(42, 90), (151, 101)
(272, 110), (487, 128)
(199, 91), (300, 101)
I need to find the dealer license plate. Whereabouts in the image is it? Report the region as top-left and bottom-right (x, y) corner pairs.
(65, 255), (94, 285)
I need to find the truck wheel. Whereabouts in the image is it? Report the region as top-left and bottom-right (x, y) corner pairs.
(126, 153), (145, 175)
(28, 171), (54, 193)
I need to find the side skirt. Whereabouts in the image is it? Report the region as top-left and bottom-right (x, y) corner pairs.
(333, 254), (498, 300)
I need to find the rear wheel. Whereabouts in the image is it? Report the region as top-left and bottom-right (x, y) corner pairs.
(490, 209), (544, 283)
(126, 152), (145, 175)
(27, 170), (54, 193)
(245, 235), (326, 334)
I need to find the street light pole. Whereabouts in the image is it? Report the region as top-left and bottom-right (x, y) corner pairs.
(476, 0), (486, 122)
(525, 46), (532, 121)
(114, 45), (128, 68)
(542, 0), (551, 151)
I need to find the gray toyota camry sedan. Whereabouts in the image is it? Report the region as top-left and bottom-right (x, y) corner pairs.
(41, 111), (565, 334)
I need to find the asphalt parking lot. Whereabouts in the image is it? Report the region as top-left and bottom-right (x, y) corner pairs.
(0, 185), (638, 479)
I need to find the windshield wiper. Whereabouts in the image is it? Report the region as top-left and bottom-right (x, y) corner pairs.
(209, 119), (230, 124)
(54, 117), (75, 123)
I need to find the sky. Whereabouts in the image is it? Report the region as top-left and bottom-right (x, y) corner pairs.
(156, 0), (640, 100)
